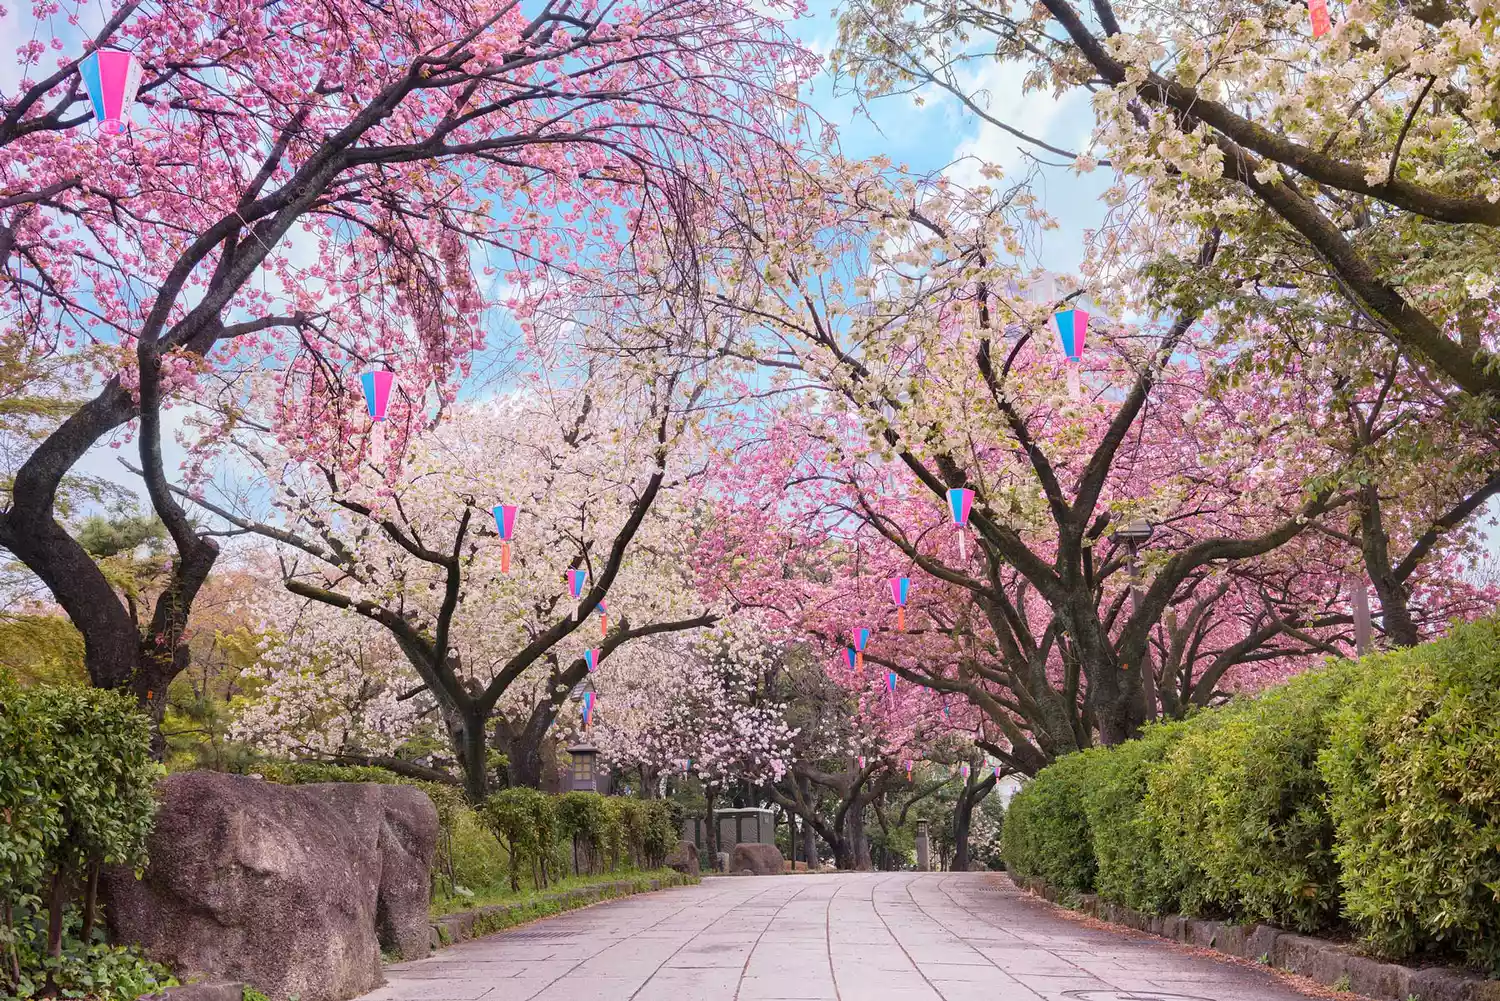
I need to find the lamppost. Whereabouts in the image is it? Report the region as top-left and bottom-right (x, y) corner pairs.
(567, 679), (599, 792)
(1112, 517), (1155, 716)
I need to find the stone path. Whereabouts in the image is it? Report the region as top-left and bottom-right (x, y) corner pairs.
(364, 872), (1324, 1001)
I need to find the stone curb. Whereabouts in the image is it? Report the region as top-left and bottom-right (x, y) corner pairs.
(428, 872), (699, 950)
(140, 981), (246, 1001)
(1012, 874), (1500, 1001)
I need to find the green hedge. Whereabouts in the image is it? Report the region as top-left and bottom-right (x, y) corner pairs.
(1000, 619), (1500, 972)
(0, 676), (173, 999)
(1323, 620), (1500, 970)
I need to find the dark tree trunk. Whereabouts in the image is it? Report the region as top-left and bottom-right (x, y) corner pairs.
(952, 773), (998, 872)
(705, 789), (719, 866)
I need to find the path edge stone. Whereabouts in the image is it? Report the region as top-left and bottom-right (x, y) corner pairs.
(1010, 874), (1500, 1001)
(427, 872), (700, 951)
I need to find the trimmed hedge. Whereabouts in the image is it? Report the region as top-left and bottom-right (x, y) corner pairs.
(1323, 620), (1500, 970)
(1001, 619), (1500, 972)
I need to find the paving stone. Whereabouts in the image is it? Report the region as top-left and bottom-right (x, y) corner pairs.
(353, 873), (1351, 1001)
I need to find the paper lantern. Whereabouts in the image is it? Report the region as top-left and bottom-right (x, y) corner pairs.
(856, 755), (867, 770)
(851, 625), (870, 671)
(993, 765), (1003, 780)
(1053, 308), (1088, 362)
(566, 569), (587, 619)
(80, 50), (142, 135)
(581, 690), (594, 729)
(492, 504), (517, 573)
(889, 576), (910, 632)
(360, 370), (395, 422)
(843, 647), (858, 672)
(1309, 0), (1332, 36)
(597, 597), (609, 638)
(960, 762), (971, 780)
(585, 648), (600, 673)
(886, 671), (897, 694)
(947, 487), (974, 560)
(904, 759), (914, 779)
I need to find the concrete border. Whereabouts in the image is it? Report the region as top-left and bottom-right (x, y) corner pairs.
(1012, 874), (1500, 1001)
(428, 872), (699, 950)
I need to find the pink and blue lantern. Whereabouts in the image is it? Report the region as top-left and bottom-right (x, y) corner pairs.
(1053, 308), (1089, 362)
(581, 690), (594, 729)
(843, 647), (858, 672)
(566, 569), (587, 618)
(904, 759), (914, 779)
(960, 762), (971, 780)
(585, 648), (600, 672)
(947, 487), (975, 560)
(888, 576), (910, 632)
(80, 50), (142, 136)
(360, 370), (395, 422)
(857, 755), (867, 770)
(597, 597), (609, 638)
(886, 671), (897, 695)
(851, 625), (870, 671)
(492, 504), (518, 573)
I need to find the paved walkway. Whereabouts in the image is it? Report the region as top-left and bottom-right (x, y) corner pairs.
(365, 873), (1321, 1001)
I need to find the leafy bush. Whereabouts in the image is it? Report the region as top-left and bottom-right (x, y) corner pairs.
(1081, 719), (1189, 914)
(555, 792), (613, 875)
(1321, 620), (1500, 970)
(641, 800), (679, 868)
(0, 677), (161, 995)
(999, 750), (1097, 894)
(1146, 665), (1352, 931)
(479, 788), (558, 892)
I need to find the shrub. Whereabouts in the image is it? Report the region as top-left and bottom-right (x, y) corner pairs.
(1081, 719), (1189, 914)
(1145, 664), (1353, 932)
(479, 788), (557, 892)
(1321, 619), (1500, 971)
(0, 677), (161, 995)
(608, 797), (648, 869)
(642, 800), (679, 868)
(999, 750), (1097, 894)
(555, 792), (613, 875)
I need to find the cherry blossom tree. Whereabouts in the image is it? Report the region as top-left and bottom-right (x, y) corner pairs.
(693, 164), (1495, 760)
(182, 378), (721, 800)
(583, 619), (797, 794)
(834, 0), (1500, 416)
(0, 0), (813, 746)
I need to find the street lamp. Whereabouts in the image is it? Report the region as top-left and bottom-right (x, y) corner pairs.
(1112, 517), (1155, 548)
(1112, 517), (1156, 715)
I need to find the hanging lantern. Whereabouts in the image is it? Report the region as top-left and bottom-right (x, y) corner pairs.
(566, 569), (587, 619)
(1053, 308), (1088, 362)
(947, 488), (974, 560)
(904, 759), (914, 780)
(888, 576), (910, 632)
(843, 647), (858, 672)
(581, 690), (594, 729)
(857, 755), (867, 770)
(585, 648), (600, 673)
(960, 762), (971, 780)
(993, 765), (1002, 780)
(1308, 0), (1332, 36)
(1054, 308), (1088, 400)
(886, 671), (897, 695)
(851, 625), (870, 671)
(360, 370), (395, 422)
(597, 597), (609, 639)
(942, 700), (951, 719)
(492, 504), (517, 574)
(79, 50), (142, 136)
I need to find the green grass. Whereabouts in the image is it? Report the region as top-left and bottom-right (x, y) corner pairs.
(431, 867), (687, 918)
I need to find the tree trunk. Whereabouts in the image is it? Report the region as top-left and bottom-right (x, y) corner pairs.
(802, 814), (818, 869)
(1360, 487), (1421, 648)
(451, 708), (490, 803)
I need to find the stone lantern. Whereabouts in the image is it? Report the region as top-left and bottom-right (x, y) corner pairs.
(915, 819), (931, 872)
(567, 744), (599, 793)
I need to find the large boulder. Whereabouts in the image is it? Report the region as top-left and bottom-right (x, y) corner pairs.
(729, 843), (784, 875)
(103, 772), (438, 1001)
(664, 840), (700, 878)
